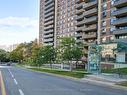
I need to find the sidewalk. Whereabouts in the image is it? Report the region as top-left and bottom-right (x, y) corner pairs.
(81, 73), (127, 86)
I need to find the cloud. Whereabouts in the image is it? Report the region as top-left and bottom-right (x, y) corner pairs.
(0, 16), (38, 28)
(0, 16), (39, 45)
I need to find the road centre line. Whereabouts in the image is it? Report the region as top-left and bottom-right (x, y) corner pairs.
(8, 69), (14, 78)
(14, 78), (18, 85)
(19, 89), (24, 95)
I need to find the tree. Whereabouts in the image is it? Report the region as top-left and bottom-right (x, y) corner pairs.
(10, 44), (24, 63)
(37, 46), (56, 68)
(71, 47), (83, 67)
(59, 37), (83, 71)
(0, 49), (8, 62)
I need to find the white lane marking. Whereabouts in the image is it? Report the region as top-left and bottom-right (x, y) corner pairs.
(14, 78), (18, 85)
(8, 69), (14, 78)
(19, 89), (24, 95)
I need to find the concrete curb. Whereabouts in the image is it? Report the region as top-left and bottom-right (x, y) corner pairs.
(16, 66), (127, 91)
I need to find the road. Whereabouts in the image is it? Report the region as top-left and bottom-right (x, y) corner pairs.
(0, 65), (127, 95)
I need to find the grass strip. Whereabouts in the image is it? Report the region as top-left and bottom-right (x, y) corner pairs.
(29, 68), (88, 78)
(117, 81), (127, 87)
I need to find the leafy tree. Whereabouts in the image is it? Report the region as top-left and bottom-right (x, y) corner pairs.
(10, 43), (25, 63)
(37, 46), (56, 68)
(58, 37), (83, 71)
(0, 49), (7, 62)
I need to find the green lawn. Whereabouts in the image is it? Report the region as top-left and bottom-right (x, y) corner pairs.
(29, 68), (88, 78)
(102, 68), (127, 75)
(117, 81), (127, 87)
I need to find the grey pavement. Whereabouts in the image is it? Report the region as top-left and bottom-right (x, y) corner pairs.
(0, 65), (127, 95)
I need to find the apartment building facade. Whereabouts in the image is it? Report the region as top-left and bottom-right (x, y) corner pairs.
(39, 0), (56, 46)
(112, 0), (127, 42)
(56, 0), (76, 46)
(39, 0), (127, 46)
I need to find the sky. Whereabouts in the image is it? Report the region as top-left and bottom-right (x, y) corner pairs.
(0, 0), (39, 45)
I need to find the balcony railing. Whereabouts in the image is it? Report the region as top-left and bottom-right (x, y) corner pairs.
(76, 2), (84, 9)
(112, 17), (127, 26)
(44, 38), (54, 42)
(44, 29), (54, 34)
(83, 33), (97, 39)
(44, 34), (54, 38)
(76, 13), (84, 20)
(83, 24), (97, 32)
(84, 0), (97, 10)
(113, 0), (127, 7)
(113, 28), (127, 35)
(84, 16), (97, 24)
(76, 9), (84, 14)
(112, 7), (127, 17)
(84, 8), (97, 17)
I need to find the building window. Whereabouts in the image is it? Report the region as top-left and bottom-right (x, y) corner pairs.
(102, 28), (106, 33)
(102, 20), (106, 27)
(103, 3), (107, 11)
(102, 11), (107, 18)
(110, 26), (116, 32)
(110, 17), (116, 24)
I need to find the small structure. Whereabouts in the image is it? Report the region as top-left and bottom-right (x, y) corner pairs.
(87, 44), (102, 74)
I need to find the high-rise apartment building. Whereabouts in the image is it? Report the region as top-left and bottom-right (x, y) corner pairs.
(112, 0), (127, 42)
(39, 0), (56, 46)
(39, 0), (127, 47)
(56, 0), (76, 45)
(76, 0), (98, 45)
(75, 0), (98, 55)
(99, 0), (127, 43)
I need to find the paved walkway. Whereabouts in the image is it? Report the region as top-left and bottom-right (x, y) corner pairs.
(82, 73), (127, 86)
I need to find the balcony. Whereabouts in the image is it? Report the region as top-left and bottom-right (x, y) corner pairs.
(76, 0), (81, 3)
(45, 16), (54, 22)
(83, 41), (95, 46)
(112, 7), (127, 17)
(44, 7), (54, 14)
(84, 0), (97, 10)
(84, 16), (97, 25)
(76, 9), (84, 15)
(45, 0), (53, 6)
(76, 26), (84, 32)
(84, 8), (97, 17)
(44, 29), (54, 34)
(113, 0), (127, 8)
(75, 33), (82, 37)
(45, 11), (54, 18)
(76, 20), (85, 26)
(44, 38), (54, 42)
(83, 33), (97, 39)
(44, 43), (54, 46)
(83, 24), (97, 32)
(44, 34), (54, 38)
(45, 2), (54, 10)
(113, 29), (127, 35)
(44, 20), (54, 26)
(76, 2), (84, 9)
(112, 17), (127, 26)
(76, 39), (83, 43)
(76, 13), (84, 20)
(44, 25), (54, 30)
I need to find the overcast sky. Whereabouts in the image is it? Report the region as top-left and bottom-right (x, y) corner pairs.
(0, 0), (39, 45)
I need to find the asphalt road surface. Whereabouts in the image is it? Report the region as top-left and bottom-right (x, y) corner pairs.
(0, 65), (127, 95)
